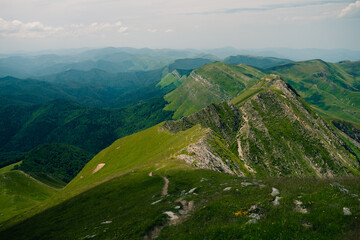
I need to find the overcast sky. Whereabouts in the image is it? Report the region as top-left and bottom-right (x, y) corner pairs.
(0, 0), (360, 52)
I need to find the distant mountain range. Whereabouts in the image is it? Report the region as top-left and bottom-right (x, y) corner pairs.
(1, 47), (359, 78)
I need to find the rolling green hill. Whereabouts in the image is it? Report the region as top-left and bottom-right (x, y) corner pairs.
(223, 55), (293, 69)
(267, 60), (360, 122)
(0, 68), (166, 108)
(1, 74), (360, 239)
(164, 62), (265, 119)
(156, 70), (186, 90)
(0, 169), (58, 223)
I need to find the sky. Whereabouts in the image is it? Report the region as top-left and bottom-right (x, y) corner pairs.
(0, 0), (360, 52)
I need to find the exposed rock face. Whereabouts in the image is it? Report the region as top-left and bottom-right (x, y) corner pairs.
(163, 75), (360, 177)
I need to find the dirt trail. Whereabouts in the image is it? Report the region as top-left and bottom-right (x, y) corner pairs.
(162, 177), (169, 196)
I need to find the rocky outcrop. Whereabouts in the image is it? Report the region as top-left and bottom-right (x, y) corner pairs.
(163, 75), (360, 177)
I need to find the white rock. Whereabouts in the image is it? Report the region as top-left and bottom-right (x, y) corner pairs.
(223, 187), (232, 191)
(241, 182), (253, 187)
(273, 196), (282, 206)
(343, 207), (352, 216)
(246, 213), (261, 224)
(151, 199), (162, 205)
(271, 187), (280, 196)
(163, 211), (179, 220)
(188, 187), (197, 194)
(101, 221), (112, 224)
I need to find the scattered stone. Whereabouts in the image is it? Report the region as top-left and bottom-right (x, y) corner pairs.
(236, 189), (239, 192)
(246, 213), (261, 224)
(350, 193), (359, 197)
(241, 182), (253, 187)
(294, 200), (308, 214)
(248, 204), (260, 212)
(200, 178), (207, 182)
(101, 221), (112, 224)
(151, 199), (162, 205)
(273, 196), (282, 206)
(148, 172), (153, 177)
(174, 206), (181, 209)
(80, 175), (84, 179)
(248, 204), (265, 216)
(181, 190), (186, 195)
(258, 184), (266, 188)
(343, 207), (352, 216)
(178, 210), (186, 215)
(83, 234), (96, 239)
(163, 211), (179, 221)
(302, 223), (312, 228)
(188, 187), (197, 194)
(271, 187), (280, 196)
(331, 182), (349, 194)
(223, 187), (232, 191)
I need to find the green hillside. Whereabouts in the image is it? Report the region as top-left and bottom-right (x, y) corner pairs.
(156, 70), (186, 90)
(0, 169), (58, 223)
(223, 55), (293, 69)
(164, 62), (265, 119)
(267, 60), (360, 122)
(167, 58), (214, 72)
(1, 152), (360, 239)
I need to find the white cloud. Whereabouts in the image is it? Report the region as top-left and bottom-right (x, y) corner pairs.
(164, 29), (173, 33)
(118, 26), (128, 33)
(147, 28), (157, 33)
(0, 18), (128, 38)
(0, 18), (63, 38)
(338, 1), (360, 18)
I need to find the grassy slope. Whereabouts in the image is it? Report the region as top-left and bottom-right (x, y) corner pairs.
(1, 164), (360, 240)
(0, 162), (21, 175)
(0, 169), (58, 223)
(63, 123), (206, 195)
(0, 123), (207, 230)
(164, 62), (265, 119)
(267, 60), (360, 122)
(156, 72), (185, 89)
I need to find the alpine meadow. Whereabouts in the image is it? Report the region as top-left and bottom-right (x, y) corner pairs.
(1, 0), (360, 239)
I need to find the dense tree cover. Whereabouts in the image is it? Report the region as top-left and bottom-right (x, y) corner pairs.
(14, 143), (93, 183)
(0, 97), (173, 168)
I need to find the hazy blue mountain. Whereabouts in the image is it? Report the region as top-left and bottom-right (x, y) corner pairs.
(223, 55), (293, 69)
